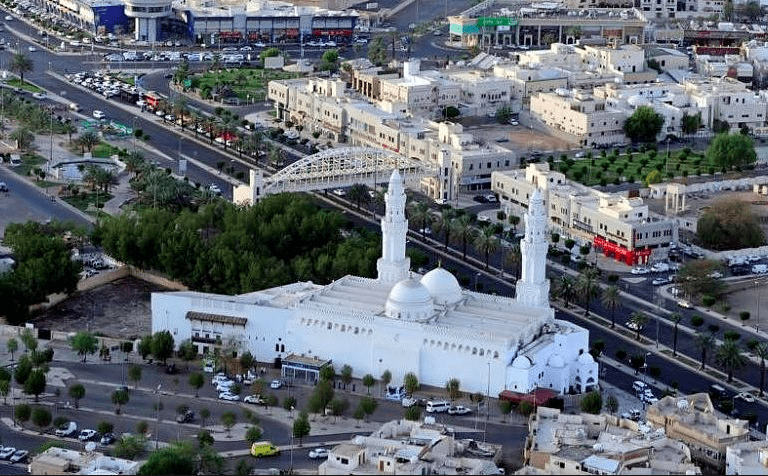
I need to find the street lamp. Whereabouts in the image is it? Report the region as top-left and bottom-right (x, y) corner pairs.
(475, 272), (481, 292)
(155, 384), (162, 449)
(756, 280), (762, 333)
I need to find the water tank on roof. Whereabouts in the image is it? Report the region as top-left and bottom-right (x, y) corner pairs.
(555, 88), (569, 97)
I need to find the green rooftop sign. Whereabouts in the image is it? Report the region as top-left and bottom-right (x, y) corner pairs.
(183, 79), (192, 88)
(477, 16), (518, 27)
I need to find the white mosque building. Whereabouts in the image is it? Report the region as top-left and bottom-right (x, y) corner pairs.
(151, 170), (599, 396)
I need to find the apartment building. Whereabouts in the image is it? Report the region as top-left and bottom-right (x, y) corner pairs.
(646, 393), (750, 471)
(523, 406), (701, 474)
(378, 61), (461, 118)
(446, 70), (514, 116)
(492, 163), (676, 265)
(684, 77), (768, 131)
(726, 440), (768, 475)
(637, 0), (677, 17)
(530, 89), (627, 147)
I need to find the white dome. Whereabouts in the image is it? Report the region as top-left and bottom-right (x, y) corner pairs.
(385, 277), (434, 321)
(420, 267), (462, 305)
(512, 355), (532, 369)
(547, 353), (566, 368)
(578, 353), (595, 365)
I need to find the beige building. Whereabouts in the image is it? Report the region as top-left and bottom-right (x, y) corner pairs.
(319, 419), (502, 475)
(493, 163), (676, 265)
(684, 77), (768, 131)
(522, 406), (700, 474)
(646, 393), (750, 471)
(726, 440), (768, 475)
(378, 61), (461, 118)
(530, 89), (627, 147)
(29, 447), (139, 475)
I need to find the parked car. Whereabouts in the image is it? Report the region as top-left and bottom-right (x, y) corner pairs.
(309, 448), (329, 459)
(448, 405), (471, 415)
(677, 299), (693, 309)
(55, 421), (77, 437)
(630, 266), (649, 275)
(9, 449), (28, 463)
(244, 394), (265, 404)
(92, 110), (105, 120)
(78, 429), (98, 442)
(331, 188), (346, 197)
(651, 276), (672, 286)
(0, 446), (15, 460)
(176, 410), (195, 423)
(401, 396), (418, 408)
(100, 432), (116, 445)
(270, 380), (282, 389)
(218, 392), (240, 401)
(735, 392), (756, 403)
(473, 194), (488, 203)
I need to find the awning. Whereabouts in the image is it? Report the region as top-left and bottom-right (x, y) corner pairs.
(185, 311), (247, 327)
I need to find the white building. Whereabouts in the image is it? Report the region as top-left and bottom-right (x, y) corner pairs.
(152, 170), (598, 396)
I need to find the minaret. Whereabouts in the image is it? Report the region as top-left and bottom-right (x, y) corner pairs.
(377, 170), (410, 284)
(516, 187), (550, 308)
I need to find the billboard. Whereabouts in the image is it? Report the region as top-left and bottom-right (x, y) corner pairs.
(477, 16), (518, 27)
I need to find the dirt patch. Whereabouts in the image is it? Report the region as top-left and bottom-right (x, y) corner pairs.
(30, 276), (170, 339)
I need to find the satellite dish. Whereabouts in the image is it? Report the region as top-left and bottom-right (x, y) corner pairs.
(85, 442), (97, 452)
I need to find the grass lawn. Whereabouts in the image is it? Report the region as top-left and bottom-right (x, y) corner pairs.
(92, 143), (122, 158)
(6, 78), (42, 93)
(192, 68), (299, 102)
(545, 145), (735, 187)
(63, 191), (113, 215)
(14, 153), (46, 177)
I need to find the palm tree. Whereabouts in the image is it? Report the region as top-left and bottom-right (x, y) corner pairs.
(753, 342), (768, 397)
(601, 285), (620, 328)
(695, 332), (715, 370)
(716, 338), (746, 383)
(555, 275), (576, 307)
(474, 225), (498, 270)
(505, 243), (522, 279)
(670, 313), (682, 356)
(453, 215), (476, 260)
(62, 122), (77, 144)
(124, 150), (146, 178)
(9, 127), (35, 152)
(10, 53), (33, 84)
(78, 131), (100, 153)
(347, 183), (370, 211)
(408, 201), (433, 240)
(629, 311), (648, 341)
(268, 145), (285, 168)
(433, 209), (455, 251)
(576, 268), (601, 316)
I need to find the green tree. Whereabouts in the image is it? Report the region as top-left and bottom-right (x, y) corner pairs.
(381, 370), (392, 391)
(189, 372), (204, 397)
(408, 201), (433, 240)
(319, 364), (336, 382)
(499, 400), (513, 422)
(244, 426), (263, 446)
(292, 410), (311, 445)
(340, 364), (353, 388)
(697, 199), (765, 250)
(97, 421), (114, 436)
(404, 372), (419, 395)
(346, 184), (370, 211)
(362, 374), (375, 395)
(221, 411), (237, 437)
(696, 332), (716, 370)
(676, 259), (726, 300)
(0, 379), (9, 405)
(752, 341), (768, 397)
(359, 396), (378, 421)
(6, 338), (18, 361)
(623, 105), (664, 143)
(113, 435), (147, 460)
(260, 47), (280, 61)
(128, 365), (142, 389)
(404, 405), (421, 421)
(580, 390), (603, 414)
(445, 378), (461, 402)
(474, 226), (499, 270)
(10, 53), (33, 83)
(604, 395), (618, 414)
(197, 429), (214, 448)
(705, 133), (757, 169)
(69, 332), (98, 363)
(15, 403), (31, 425)
(138, 445), (195, 475)
(681, 112), (702, 140)
(601, 286), (620, 328)
(151, 330), (175, 365)
(453, 215), (477, 261)
(138, 335), (153, 360)
(112, 389), (130, 414)
(577, 268), (601, 317)
(629, 312), (649, 341)
(77, 130), (100, 153)
(14, 354), (32, 385)
(308, 379), (334, 414)
(68, 383), (85, 409)
(433, 209), (455, 251)
(199, 408), (210, 427)
(716, 338), (746, 382)
(31, 406), (52, 434)
(239, 351), (255, 373)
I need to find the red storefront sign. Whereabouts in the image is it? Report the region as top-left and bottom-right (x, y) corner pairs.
(593, 236), (651, 265)
(312, 29), (353, 37)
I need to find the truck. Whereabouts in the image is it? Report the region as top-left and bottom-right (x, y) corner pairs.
(251, 441), (280, 457)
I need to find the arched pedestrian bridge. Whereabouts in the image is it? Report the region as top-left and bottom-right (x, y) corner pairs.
(235, 147), (436, 204)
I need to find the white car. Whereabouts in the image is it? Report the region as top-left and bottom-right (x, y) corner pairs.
(331, 188), (346, 197)
(448, 405), (472, 415)
(216, 381), (234, 392)
(92, 110), (105, 120)
(0, 446), (15, 460)
(208, 184), (222, 195)
(677, 299), (693, 309)
(631, 267), (649, 275)
(78, 429), (98, 441)
(309, 448), (329, 459)
(243, 394), (264, 404)
(32, 92), (46, 100)
(4, 15), (12, 20)
(626, 320), (643, 331)
(270, 379), (282, 389)
(9, 449), (28, 463)
(28, 45), (36, 52)
(736, 392), (756, 403)
(218, 392), (240, 401)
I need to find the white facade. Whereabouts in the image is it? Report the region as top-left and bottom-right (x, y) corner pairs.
(152, 170), (598, 396)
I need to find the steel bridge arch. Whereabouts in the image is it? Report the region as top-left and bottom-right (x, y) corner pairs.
(263, 147), (435, 196)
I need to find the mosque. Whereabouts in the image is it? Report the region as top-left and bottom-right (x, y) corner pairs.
(151, 170), (598, 396)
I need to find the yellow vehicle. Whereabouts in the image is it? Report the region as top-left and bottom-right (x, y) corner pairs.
(251, 441), (280, 457)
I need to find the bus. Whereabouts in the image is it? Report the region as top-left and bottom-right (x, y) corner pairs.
(143, 91), (162, 110)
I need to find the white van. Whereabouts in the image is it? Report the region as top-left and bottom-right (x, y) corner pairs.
(385, 385), (406, 401)
(426, 400), (450, 413)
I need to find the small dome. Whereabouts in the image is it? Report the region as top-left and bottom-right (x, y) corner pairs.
(385, 277), (434, 321)
(512, 355), (532, 369)
(547, 353), (566, 368)
(421, 267), (462, 305)
(578, 353), (595, 365)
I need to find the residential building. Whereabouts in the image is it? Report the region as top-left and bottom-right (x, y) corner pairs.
(378, 61), (461, 118)
(29, 447), (139, 475)
(522, 406), (701, 474)
(493, 163), (677, 265)
(684, 77), (768, 131)
(646, 393), (750, 471)
(153, 170), (599, 396)
(319, 419), (502, 475)
(726, 440), (768, 475)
